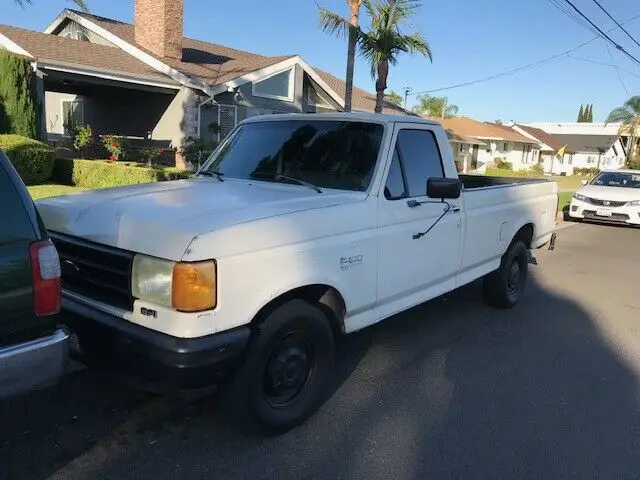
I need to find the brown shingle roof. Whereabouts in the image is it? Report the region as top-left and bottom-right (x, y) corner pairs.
(314, 69), (407, 114)
(69, 12), (291, 86)
(516, 124), (572, 152)
(436, 117), (534, 143)
(71, 11), (408, 113)
(0, 24), (170, 82)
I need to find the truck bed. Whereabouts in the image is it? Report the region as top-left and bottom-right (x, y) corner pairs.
(459, 174), (550, 189)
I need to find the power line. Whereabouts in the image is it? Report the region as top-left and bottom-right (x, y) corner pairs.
(591, 0), (640, 50)
(604, 40), (631, 95)
(546, 0), (603, 38)
(409, 12), (640, 96)
(560, 0), (640, 66)
(568, 52), (640, 79)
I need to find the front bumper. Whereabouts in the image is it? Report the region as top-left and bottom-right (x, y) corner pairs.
(569, 199), (640, 225)
(0, 329), (69, 399)
(60, 295), (251, 394)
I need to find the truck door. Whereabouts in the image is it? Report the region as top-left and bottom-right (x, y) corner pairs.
(376, 124), (463, 306)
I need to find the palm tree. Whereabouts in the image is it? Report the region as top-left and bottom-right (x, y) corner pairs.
(358, 0), (432, 113)
(606, 96), (640, 163)
(412, 94), (459, 118)
(14, 0), (88, 10)
(318, 1), (363, 112)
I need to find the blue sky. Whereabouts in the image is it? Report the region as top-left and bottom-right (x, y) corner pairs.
(3, 0), (640, 122)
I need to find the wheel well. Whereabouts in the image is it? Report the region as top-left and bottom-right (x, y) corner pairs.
(513, 223), (534, 248)
(250, 285), (346, 335)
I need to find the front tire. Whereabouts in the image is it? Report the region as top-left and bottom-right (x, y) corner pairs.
(483, 240), (529, 308)
(227, 299), (335, 433)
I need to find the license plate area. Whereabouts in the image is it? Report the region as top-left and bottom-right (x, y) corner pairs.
(596, 208), (612, 217)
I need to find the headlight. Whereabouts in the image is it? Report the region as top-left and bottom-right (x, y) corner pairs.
(132, 255), (216, 312)
(628, 200), (640, 206)
(573, 193), (588, 202)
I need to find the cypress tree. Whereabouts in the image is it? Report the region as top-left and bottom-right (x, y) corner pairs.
(578, 104), (585, 122)
(0, 51), (41, 139)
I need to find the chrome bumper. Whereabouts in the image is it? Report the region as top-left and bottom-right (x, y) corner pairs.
(0, 329), (69, 399)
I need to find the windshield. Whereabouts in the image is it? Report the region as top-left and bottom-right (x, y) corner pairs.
(589, 171), (640, 188)
(202, 120), (384, 192)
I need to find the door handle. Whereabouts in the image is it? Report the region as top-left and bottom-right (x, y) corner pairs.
(452, 207), (461, 213)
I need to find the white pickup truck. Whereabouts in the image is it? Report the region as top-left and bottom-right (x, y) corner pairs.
(37, 113), (558, 432)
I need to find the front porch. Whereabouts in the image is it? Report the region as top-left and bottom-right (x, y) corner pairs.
(41, 67), (188, 165)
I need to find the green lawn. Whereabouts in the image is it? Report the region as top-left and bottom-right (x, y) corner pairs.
(558, 191), (574, 212)
(483, 167), (588, 190)
(28, 184), (86, 200)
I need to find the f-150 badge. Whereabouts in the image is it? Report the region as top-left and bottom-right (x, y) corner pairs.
(340, 255), (363, 271)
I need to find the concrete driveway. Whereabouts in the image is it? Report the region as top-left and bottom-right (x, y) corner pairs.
(2, 222), (639, 480)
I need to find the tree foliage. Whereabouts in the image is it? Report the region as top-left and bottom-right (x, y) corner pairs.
(578, 103), (593, 122)
(412, 94), (458, 118)
(606, 96), (640, 164)
(0, 51), (41, 139)
(14, 0), (88, 10)
(384, 90), (404, 106)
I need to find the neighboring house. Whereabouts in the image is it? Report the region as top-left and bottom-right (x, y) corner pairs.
(0, 0), (406, 167)
(525, 122), (627, 174)
(436, 117), (540, 172)
(510, 124), (575, 175)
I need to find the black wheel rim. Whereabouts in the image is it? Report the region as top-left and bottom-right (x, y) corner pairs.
(263, 332), (315, 408)
(506, 259), (522, 296)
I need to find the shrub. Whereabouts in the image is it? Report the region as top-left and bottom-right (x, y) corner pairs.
(529, 163), (544, 175)
(179, 137), (218, 168)
(494, 158), (513, 170)
(52, 158), (192, 189)
(0, 134), (54, 185)
(101, 135), (129, 161)
(73, 124), (94, 158)
(573, 167), (599, 176)
(625, 159), (640, 170)
(138, 146), (164, 166)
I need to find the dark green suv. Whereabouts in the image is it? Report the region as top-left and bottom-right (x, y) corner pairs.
(0, 150), (68, 399)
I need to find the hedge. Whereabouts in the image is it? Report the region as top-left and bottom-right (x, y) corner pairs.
(0, 134), (55, 185)
(52, 158), (192, 189)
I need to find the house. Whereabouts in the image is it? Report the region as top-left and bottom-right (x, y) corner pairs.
(436, 117), (541, 172)
(525, 122), (627, 174)
(510, 124), (575, 175)
(0, 0), (406, 167)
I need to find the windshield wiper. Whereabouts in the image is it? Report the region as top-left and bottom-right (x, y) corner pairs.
(275, 175), (322, 193)
(198, 170), (224, 182)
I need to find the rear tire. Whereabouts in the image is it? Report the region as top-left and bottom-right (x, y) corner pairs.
(226, 299), (335, 434)
(483, 240), (529, 308)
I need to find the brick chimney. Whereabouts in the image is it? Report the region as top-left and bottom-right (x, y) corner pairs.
(135, 0), (183, 60)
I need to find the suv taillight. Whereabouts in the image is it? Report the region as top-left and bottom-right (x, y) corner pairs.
(30, 238), (61, 316)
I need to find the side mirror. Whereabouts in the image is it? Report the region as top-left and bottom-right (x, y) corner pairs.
(581, 180), (588, 186)
(427, 177), (462, 199)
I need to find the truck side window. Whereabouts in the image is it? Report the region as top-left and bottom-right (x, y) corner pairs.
(384, 148), (407, 200)
(0, 166), (34, 245)
(395, 129), (445, 198)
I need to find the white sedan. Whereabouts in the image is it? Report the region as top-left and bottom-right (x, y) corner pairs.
(569, 169), (640, 226)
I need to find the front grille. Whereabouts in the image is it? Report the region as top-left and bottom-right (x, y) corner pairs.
(51, 233), (134, 311)
(585, 197), (627, 207)
(583, 210), (630, 221)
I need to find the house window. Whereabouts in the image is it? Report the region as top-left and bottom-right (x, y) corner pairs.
(218, 105), (237, 141)
(503, 142), (508, 151)
(62, 99), (84, 136)
(307, 85), (335, 110)
(252, 68), (294, 102)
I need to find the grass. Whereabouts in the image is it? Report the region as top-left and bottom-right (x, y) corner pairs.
(484, 167), (588, 190)
(28, 184), (86, 200)
(558, 191), (574, 212)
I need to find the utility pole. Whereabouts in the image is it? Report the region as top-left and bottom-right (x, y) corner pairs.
(403, 87), (412, 110)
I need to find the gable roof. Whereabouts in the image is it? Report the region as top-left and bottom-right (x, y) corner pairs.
(436, 117), (534, 143)
(44, 10), (408, 114)
(515, 124), (571, 153)
(0, 24), (174, 85)
(551, 134), (620, 154)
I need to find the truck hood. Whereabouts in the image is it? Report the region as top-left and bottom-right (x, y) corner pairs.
(36, 178), (365, 260)
(576, 184), (640, 202)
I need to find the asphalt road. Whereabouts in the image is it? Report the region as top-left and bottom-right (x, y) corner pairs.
(2, 222), (640, 480)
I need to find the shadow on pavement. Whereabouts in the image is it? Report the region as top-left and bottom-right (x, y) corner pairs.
(3, 272), (639, 479)
(89, 275), (640, 479)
